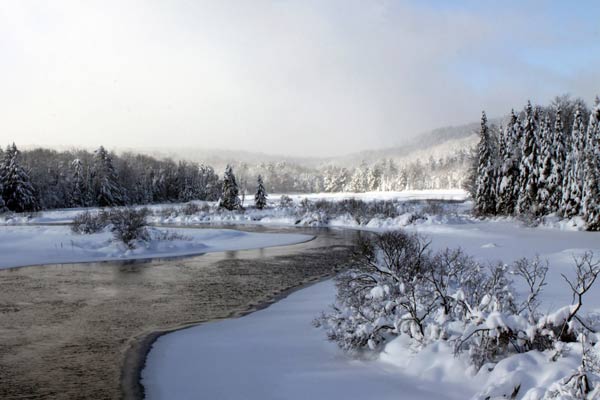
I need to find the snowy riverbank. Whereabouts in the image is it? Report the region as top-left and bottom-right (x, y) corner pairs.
(0, 226), (312, 269)
(142, 212), (600, 400)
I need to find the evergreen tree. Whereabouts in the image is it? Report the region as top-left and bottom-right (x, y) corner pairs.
(561, 106), (586, 217)
(0, 143), (38, 212)
(549, 106), (566, 213)
(516, 101), (539, 215)
(0, 180), (5, 212)
(474, 111), (496, 215)
(536, 114), (554, 215)
(92, 146), (125, 207)
(254, 175), (268, 210)
(219, 165), (242, 210)
(71, 158), (88, 207)
(583, 99), (600, 229)
(496, 111), (520, 214)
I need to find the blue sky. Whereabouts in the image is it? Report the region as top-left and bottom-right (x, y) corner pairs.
(0, 1), (599, 156)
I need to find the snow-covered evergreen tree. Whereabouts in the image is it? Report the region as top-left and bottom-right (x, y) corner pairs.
(496, 111), (520, 214)
(0, 180), (5, 212)
(583, 99), (600, 229)
(92, 146), (125, 207)
(254, 175), (267, 210)
(0, 143), (38, 212)
(219, 165), (242, 210)
(474, 111), (496, 215)
(536, 114), (554, 215)
(71, 158), (88, 207)
(562, 106), (586, 217)
(548, 106), (566, 213)
(516, 101), (539, 215)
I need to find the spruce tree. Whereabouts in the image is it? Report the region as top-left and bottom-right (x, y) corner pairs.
(254, 175), (268, 210)
(92, 146), (125, 207)
(549, 106), (566, 213)
(0, 143), (38, 212)
(583, 99), (600, 229)
(474, 111), (496, 215)
(0, 180), (5, 212)
(536, 114), (554, 215)
(219, 165), (242, 210)
(516, 101), (539, 215)
(71, 158), (88, 207)
(496, 111), (520, 214)
(562, 106), (586, 217)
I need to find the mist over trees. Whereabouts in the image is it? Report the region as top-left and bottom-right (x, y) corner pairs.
(470, 95), (600, 230)
(231, 153), (470, 195)
(0, 141), (469, 213)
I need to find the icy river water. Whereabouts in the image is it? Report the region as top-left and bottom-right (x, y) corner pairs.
(0, 225), (361, 400)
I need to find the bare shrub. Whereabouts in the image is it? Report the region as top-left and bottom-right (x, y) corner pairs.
(279, 195), (294, 209)
(316, 231), (600, 373)
(107, 208), (150, 248)
(181, 202), (209, 215)
(71, 210), (109, 234)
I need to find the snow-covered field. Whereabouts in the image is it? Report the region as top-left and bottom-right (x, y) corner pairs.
(142, 204), (600, 400)
(142, 279), (474, 400)
(0, 189), (468, 227)
(3, 189), (600, 398)
(0, 226), (312, 269)
(256, 189), (467, 204)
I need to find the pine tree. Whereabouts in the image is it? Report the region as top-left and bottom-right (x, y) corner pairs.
(71, 158), (88, 207)
(0, 143), (38, 212)
(474, 111), (496, 215)
(549, 106), (566, 214)
(496, 111), (520, 214)
(583, 98), (600, 229)
(536, 114), (554, 215)
(562, 106), (586, 217)
(92, 146), (125, 207)
(0, 180), (5, 212)
(219, 165), (242, 210)
(516, 101), (539, 215)
(254, 175), (268, 210)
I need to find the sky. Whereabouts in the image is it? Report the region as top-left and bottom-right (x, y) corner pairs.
(1, 0), (599, 157)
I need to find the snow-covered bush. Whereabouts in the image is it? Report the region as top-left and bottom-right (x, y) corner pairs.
(71, 207), (151, 248)
(316, 231), (600, 377)
(71, 210), (109, 234)
(279, 194), (293, 208)
(181, 202), (210, 215)
(108, 207), (150, 248)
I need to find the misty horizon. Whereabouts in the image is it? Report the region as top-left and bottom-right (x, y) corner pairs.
(2, 1), (600, 156)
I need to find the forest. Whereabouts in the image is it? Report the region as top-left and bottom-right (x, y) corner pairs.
(470, 95), (600, 230)
(0, 143), (469, 212)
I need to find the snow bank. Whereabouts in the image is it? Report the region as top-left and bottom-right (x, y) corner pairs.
(142, 280), (473, 400)
(261, 189), (468, 204)
(0, 226), (312, 269)
(144, 212), (600, 400)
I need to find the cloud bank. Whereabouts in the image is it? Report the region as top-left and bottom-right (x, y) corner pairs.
(1, 0), (599, 156)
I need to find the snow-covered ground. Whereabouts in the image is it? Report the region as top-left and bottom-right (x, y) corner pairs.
(0, 189), (468, 226)
(256, 189), (468, 204)
(0, 226), (312, 269)
(142, 280), (474, 400)
(143, 210), (600, 400)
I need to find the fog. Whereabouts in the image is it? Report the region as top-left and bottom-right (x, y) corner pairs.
(1, 1), (599, 156)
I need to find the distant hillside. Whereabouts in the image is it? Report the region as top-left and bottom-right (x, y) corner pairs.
(117, 116), (503, 170)
(328, 116), (504, 167)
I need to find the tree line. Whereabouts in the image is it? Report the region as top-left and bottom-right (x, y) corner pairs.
(0, 144), (222, 212)
(471, 95), (600, 230)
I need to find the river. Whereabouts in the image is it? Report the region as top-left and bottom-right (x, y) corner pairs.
(0, 225), (361, 400)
